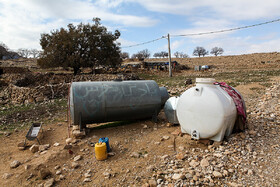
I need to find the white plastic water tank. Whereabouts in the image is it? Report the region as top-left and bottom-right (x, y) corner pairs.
(176, 78), (237, 141)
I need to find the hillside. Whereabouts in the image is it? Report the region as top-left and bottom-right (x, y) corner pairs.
(147, 52), (280, 70)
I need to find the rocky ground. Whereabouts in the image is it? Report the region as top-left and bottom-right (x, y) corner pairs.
(0, 54), (279, 186)
(0, 78), (279, 186)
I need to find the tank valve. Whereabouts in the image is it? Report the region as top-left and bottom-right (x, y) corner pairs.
(191, 129), (199, 140)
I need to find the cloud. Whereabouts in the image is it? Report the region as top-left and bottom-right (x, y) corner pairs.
(170, 40), (185, 50)
(197, 34), (280, 55)
(246, 39), (280, 53)
(11, 0), (158, 27)
(133, 0), (280, 21)
(0, 0), (158, 49)
(94, 0), (126, 8)
(1, 0), (279, 55)
(171, 18), (236, 40)
(255, 32), (279, 41)
(118, 38), (137, 47)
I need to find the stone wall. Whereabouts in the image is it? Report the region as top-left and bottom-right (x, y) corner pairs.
(7, 83), (69, 104)
(0, 72), (140, 105)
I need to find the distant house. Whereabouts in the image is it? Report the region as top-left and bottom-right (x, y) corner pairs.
(2, 54), (20, 60)
(2, 51), (20, 60)
(121, 61), (142, 68)
(0, 46), (20, 60)
(122, 60), (178, 70)
(144, 61), (178, 68)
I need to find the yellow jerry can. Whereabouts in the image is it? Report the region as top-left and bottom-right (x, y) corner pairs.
(95, 142), (107, 161)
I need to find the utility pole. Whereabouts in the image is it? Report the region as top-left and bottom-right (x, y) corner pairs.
(167, 33), (172, 77)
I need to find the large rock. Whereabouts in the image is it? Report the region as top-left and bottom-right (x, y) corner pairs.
(53, 142), (60, 147)
(72, 130), (85, 139)
(30, 144), (39, 153)
(247, 169), (254, 175)
(83, 178), (92, 182)
(63, 144), (72, 150)
(2, 173), (13, 179)
(130, 152), (140, 158)
(44, 178), (54, 187)
(36, 96), (45, 103)
(40, 150), (48, 155)
(185, 173), (193, 179)
(213, 171), (223, 178)
(175, 153), (185, 160)
(146, 165), (154, 172)
(161, 155), (169, 160)
(4, 132), (11, 137)
(29, 97), (35, 103)
(228, 182), (239, 187)
(84, 173), (91, 178)
(59, 175), (65, 180)
(246, 144), (253, 152)
(189, 160), (199, 168)
(172, 173), (185, 180)
(65, 138), (72, 145)
(72, 126), (80, 131)
(73, 155), (82, 162)
(200, 158), (210, 167)
(223, 170), (229, 177)
(148, 179), (157, 187)
(17, 142), (26, 150)
(162, 136), (170, 140)
(71, 162), (80, 169)
(103, 171), (111, 178)
(38, 168), (52, 179)
(25, 165), (31, 170)
(39, 144), (50, 152)
(10, 160), (21, 168)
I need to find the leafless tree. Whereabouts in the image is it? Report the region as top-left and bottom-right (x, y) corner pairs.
(139, 49), (151, 59)
(193, 46), (208, 57)
(120, 52), (129, 60)
(160, 51), (168, 58)
(153, 52), (160, 58)
(30, 49), (41, 58)
(174, 51), (180, 58)
(17, 48), (30, 58)
(179, 53), (188, 58)
(210, 47), (224, 56)
(154, 51), (168, 58)
(174, 51), (189, 58)
(132, 49), (151, 60)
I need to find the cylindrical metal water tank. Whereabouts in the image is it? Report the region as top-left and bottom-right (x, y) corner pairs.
(69, 80), (169, 128)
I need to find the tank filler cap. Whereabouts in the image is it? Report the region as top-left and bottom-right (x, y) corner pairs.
(196, 78), (216, 84)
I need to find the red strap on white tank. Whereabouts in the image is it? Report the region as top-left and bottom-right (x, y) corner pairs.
(214, 82), (247, 124)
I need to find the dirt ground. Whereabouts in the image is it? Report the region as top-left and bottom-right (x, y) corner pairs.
(0, 53), (280, 186)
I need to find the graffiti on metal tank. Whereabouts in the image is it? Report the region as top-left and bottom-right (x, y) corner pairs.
(73, 84), (103, 117)
(73, 82), (159, 117)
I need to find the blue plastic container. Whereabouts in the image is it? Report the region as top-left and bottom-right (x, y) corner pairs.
(99, 137), (111, 152)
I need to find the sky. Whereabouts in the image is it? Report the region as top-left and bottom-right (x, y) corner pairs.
(1, 0), (280, 57)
